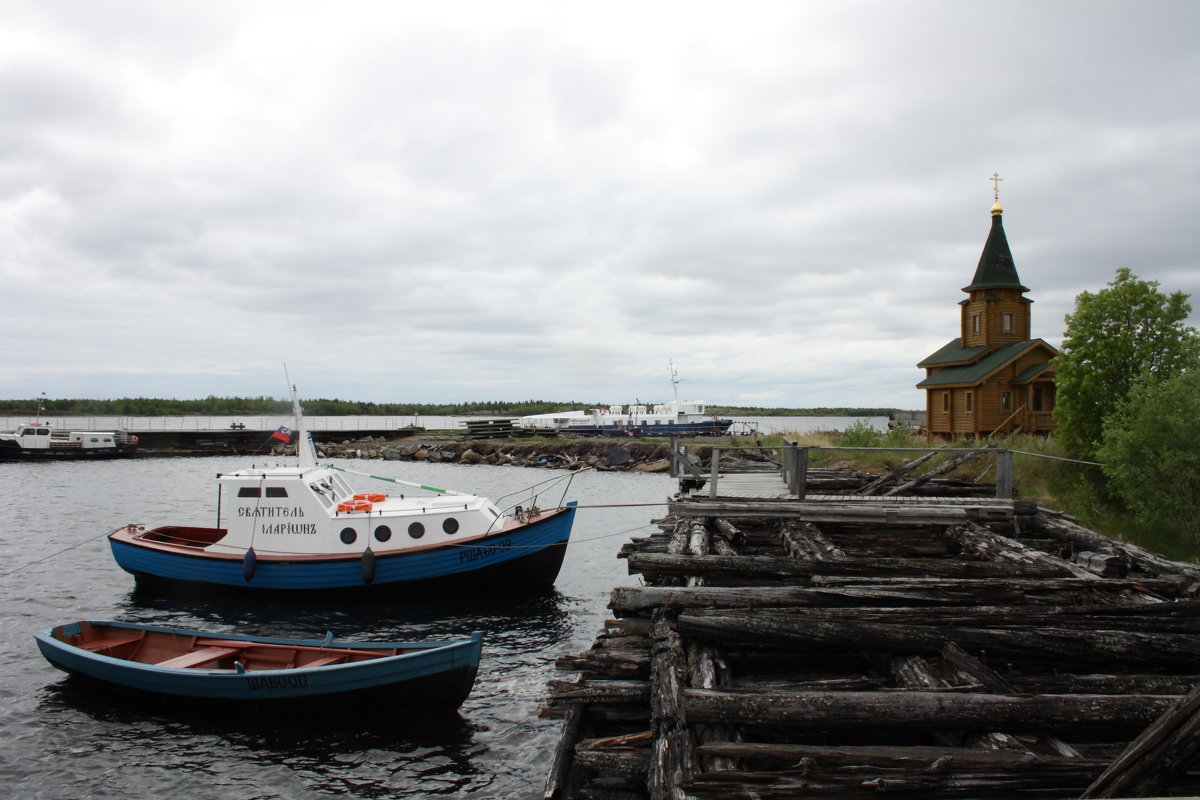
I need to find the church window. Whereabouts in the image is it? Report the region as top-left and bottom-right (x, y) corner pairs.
(972, 314), (980, 334)
(1003, 312), (1013, 332)
(1001, 391), (1011, 411)
(966, 392), (974, 411)
(942, 393), (949, 412)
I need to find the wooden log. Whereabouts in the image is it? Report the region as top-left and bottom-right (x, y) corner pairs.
(1075, 551), (1129, 578)
(952, 521), (1094, 578)
(1016, 674), (1200, 696)
(1035, 512), (1200, 584)
(694, 740), (1109, 771)
(627, 551), (1074, 581)
(649, 612), (697, 800)
(688, 520), (710, 556)
(667, 518), (689, 554)
(674, 613), (1200, 668)
(884, 449), (985, 496)
(688, 643), (739, 773)
(608, 582), (1168, 615)
(940, 641), (1082, 758)
(670, 498), (1016, 524)
(779, 520), (845, 560)
(546, 678), (649, 706)
(682, 688), (1178, 733)
(1081, 685), (1200, 798)
(857, 450), (937, 495)
(544, 703), (586, 800)
(571, 731), (652, 780)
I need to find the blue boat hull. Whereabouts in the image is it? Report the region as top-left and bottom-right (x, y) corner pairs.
(35, 622), (482, 709)
(109, 505), (576, 594)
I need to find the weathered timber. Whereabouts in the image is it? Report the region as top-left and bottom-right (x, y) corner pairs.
(857, 450), (937, 495)
(779, 519), (845, 560)
(649, 612), (696, 800)
(883, 449), (985, 496)
(545, 704), (586, 800)
(609, 583), (1184, 615)
(682, 688), (1178, 733)
(674, 613), (1200, 667)
(1082, 685), (1200, 798)
(1075, 550), (1129, 578)
(694, 740), (1108, 771)
(952, 521), (1094, 578)
(1034, 511), (1200, 584)
(628, 551), (1090, 581)
(669, 498), (1016, 524)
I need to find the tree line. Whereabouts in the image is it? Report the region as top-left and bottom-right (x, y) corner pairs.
(1, 396), (909, 418)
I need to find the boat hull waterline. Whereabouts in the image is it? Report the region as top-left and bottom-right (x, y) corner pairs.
(108, 504), (576, 593)
(35, 620), (482, 708)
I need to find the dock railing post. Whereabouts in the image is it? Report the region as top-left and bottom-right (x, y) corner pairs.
(996, 448), (1014, 499)
(794, 447), (809, 500)
(709, 447), (720, 498)
(669, 436), (680, 477)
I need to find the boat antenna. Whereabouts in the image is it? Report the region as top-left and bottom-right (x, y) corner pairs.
(669, 360), (681, 405)
(284, 365), (317, 468)
(36, 391), (46, 423)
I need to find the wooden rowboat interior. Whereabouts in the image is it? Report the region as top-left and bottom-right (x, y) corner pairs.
(55, 622), (408, 671)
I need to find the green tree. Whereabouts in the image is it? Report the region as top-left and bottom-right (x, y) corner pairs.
(1053, 268), (1200, 459)
(1098, 366), (1200, 545)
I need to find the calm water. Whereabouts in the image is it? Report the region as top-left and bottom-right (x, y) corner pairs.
(0, 457), (676, 799)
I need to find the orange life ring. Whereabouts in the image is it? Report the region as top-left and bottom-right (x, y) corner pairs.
(354, 493), (386, 503)
(338, 499), (373, 513)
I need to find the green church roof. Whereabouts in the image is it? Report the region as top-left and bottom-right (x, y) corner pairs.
(916, 339), (1056, 388)
(962, 209), (1029, 293)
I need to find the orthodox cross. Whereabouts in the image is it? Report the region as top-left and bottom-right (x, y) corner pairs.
(990, 172), (1004, 201)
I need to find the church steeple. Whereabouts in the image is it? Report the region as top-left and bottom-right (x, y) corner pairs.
(958, 174), (1032, 348)
(963, 174), (1028, 293)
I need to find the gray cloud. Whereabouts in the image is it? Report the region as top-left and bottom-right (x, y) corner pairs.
(1, 1), (1196, 409)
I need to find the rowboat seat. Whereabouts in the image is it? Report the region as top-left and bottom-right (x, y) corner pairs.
(81, 632), (144, 652)
(157, 645), (242, 669)
(303, 654), (348, 667)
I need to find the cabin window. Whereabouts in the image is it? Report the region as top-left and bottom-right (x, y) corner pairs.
(972, 314), (980, 333)
(339, 528), (357, 545)
(309, 483), (333, 508)
(1003, 312), (1013, 332)
(1001, 391), (1012, 411)
(942, 393), (949, 412)
(443, 517), (460, 534)
(266, 487), (288, 498)
(37, 428), (50, 436)
(966, 392), (974, 411)
(374, 525), (392, 543)
(1033, 387), (1045, 411)
(408, 522), (425, 539)
(238, 488), (261, 498)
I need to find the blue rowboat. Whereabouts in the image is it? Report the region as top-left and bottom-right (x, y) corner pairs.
(106, 382), (578, 594)
(35, 620), (482, 709)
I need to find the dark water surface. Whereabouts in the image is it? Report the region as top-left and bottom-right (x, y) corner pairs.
(0, 457), (674, 799)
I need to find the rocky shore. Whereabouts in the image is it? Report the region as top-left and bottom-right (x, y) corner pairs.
(305, 436), (675, 472)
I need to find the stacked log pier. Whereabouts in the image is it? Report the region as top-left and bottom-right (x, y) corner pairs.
(542, 482), (1200, 799)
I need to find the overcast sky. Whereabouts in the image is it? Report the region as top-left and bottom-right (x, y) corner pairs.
(1, 1), (1196, 410)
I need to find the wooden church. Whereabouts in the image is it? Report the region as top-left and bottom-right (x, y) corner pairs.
(917, 178), (1058, 440)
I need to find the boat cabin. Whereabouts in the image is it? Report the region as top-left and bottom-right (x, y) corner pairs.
(6, 423), (121, 449)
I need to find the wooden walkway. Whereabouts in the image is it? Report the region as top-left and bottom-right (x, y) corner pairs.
(542, 462), (1200, 800)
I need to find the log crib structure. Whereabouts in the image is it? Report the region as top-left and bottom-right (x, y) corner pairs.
(542, 452), (1200, 799)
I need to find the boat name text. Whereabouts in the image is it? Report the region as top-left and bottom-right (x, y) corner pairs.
(258, 523), (319, 535)
(237, 506), (306, 518)
(246, 673), (310, 690)
(459, 538), (513, 564)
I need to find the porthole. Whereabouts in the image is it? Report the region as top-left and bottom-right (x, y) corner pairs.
(442, 517), (460, 534)
(374, 525), (392, 543)
(340, 528), (357, 545)
(408, 522), (425, 539)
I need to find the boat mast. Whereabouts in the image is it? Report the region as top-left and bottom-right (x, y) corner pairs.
(669, 360), (681, 405)
(286, 374), (317, 468)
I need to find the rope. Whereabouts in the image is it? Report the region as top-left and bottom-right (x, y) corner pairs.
(0, 529), (114, 579)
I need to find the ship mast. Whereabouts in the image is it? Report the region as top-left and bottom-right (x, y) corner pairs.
(284, 368), (317, 468)
(669, 360), (681, 405)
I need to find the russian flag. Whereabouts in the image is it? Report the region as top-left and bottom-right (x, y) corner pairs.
(271, 426), (293, 442)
